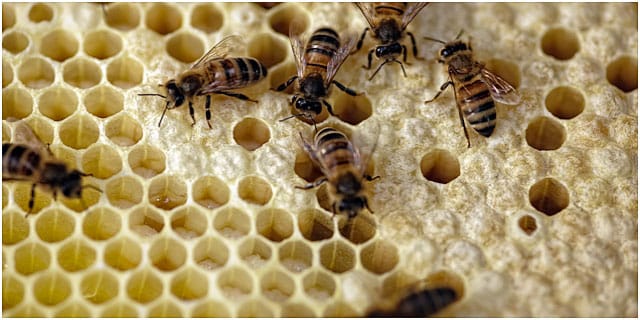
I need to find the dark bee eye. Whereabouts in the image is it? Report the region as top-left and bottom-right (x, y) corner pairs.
(440, 49), (449, 57)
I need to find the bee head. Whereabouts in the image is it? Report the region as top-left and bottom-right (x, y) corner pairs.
(337, 196), (366, 219)
(61, 170), (84, 198)
(375, 42), (403, 60)
(293, 96), (322, 118)
(440, 41), (470, 60)
(165, 80), (185, 107)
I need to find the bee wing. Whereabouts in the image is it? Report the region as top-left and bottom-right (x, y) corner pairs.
(191, 35), (242, 69)
(350, 120), (380, 176)
(289, 18), (307, 79)
(401, 2), (429, 30)
(11, 121), (48, 153)
(480, 67), (521, 105)
(325, 31), (357, 86)
(355, 2), (378, 29)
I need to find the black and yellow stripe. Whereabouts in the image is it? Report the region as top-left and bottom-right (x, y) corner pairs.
(3, 143), (41, 178)
(304, 28), (340, 75)
(456, 77), (496, 137)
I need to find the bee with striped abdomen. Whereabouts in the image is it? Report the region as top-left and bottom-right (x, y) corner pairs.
(297, 127), (379, 219)
(275, 24), (361, 124)
(2, 122), (100, 216)
(367, 286), (458, 317)
(139, 35), (268, 128)
(355, 2), (429, 80)
(424, 31), (520, 148)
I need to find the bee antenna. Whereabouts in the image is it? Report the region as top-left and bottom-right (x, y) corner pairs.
(158, 101), (171, 127)
(422, 35), (446, 44)
(138, 93), (167, 99)
(455, 29), (464, 39)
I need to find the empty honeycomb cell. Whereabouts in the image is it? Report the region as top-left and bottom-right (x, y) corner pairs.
(190, 4), (223, 33)
(237, 299), (275, 318)
(105, 113), (143, 146)
(100, 302), (138, 317)
(247, 33), (288, 68)
(518, 214), (538, 235)
(529, 177), (570, 216)
(171, 206), (206, 239)
(279, 240), (313, 272)
(57, 239), (96, 272)
(13, 182), (52, 214)
(191, 300), (231, 317)
(270, 62), (297, 94)
(485, 58), (521, 89)
(28, 3), (53, 22)
(315, 184), (333, 214)
(126, 269), (163, 303)
(84, 85), (124, 118)
(82, 207), (121, 241)
(59, 183), (101, 213)
(170, 267), (209, 300)
(7, 305), (45, 317)
(62, 58), (102, 88)
(24, 116), (54, 145)
(3, 59), (13, 87)
(3, 275), (25, 310)
(103, 237), (142, 270)
(59, 114), (100, 149)
(333, 92), (373, 125)
(128, 145), (165, 179)
(256, 208), (294, 242)
(14, 242), (51, 275)
(545, 86), (585, 119)
(360, 240), (400, 274)
(40, 29), (79, 62)
(323, 301), (359, 317)
(148, 175), (188, 210)
(541, 27), (580, 60)
(238, 175), (273, 205)
(2, 87), (33, 120)
(106, 176), (143, 209)
(2, 210), (29, 245)
(148, 300), (183, 317)
(2, 4), (16, 30)
(193, 237), (229, 270)
(268, 3), (309, 36)
(233, 117), (271, 151)
(106, 56), (143, 89)
(298, 208), (335, 241)
(35, 208), (75, 243)
(606, 56), (638, 93)
(424, 270), (466, 301)
(238, 236), (272, 268)
(33, 271), (72, 306)
(145, 3), (182, 35)
(38, 86), (78, 121)
(149, 237), (187, 271)
(83, 29), (123, 60)
(166, 32), (205, 64)
(104, 3), (140, 31)
(3, 31), (29, 54)
(217, 266), (253, 299)
(420, 149), (461, 184)
(53, 301), (91, 317)
(214, 207), (251, 238)
(81, 144), (122, 179)
(303, 270), (336, 300)
(525, 116), (566, 151)
(282, 303), (316, 317)
(192, 175), (230, 209)
(319, 240), (356, 273)
(260, 269), (295, 302)
(129, 206), (164, 237)
(338, 214), (377, 244)
(80, 269), (119, 304)
(2, 185), (8, 208)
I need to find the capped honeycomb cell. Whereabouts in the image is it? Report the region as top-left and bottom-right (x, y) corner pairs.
(333, 92), (373, 125)
(82, 207), (122, 241)
(80, 269), (119, 304)
(260, 269), (295, 302)
(59, 114), (100, 149)
(303, 270), (336, 300)
(3, 275), (25, 311)
(420, 149), (461, 184)
(38, 86), (78, 121)
(191, 300), (231, 317)
(104, 3), (140, 31)
(525, 116), (566, 151)
(256, 208), (294, 242)
(606, 56), (638, 93)
(2, 4), (16, 30)
(62, 58), (102, 88)
(145, 3), (182, 35)
(192, 175), (229, 209)
(2, 87), (33, 120)
(106, 176), (143, 209)
(518, 214), (538, 235)
(237, 299), (275, 318)
(106, 56), (143, 89)
(35, 208), (75, 243)
(279, 240), (313, 272)
(103, 237), (142, 270)
(485, 58), (521, 89)
(166, 32), (204, 64)
(233, 117), (271, 151)
(148, 175), (188, 210)
(33, 271), (72, 306)
(238, 236), (272, 269)
(541, 27), (580, 60)
(53, 301), (91, 317)
(545, 86), (585, 120)
(323, 301), (359, 317)
(129, 206), (164, 237)
(3, 59), (13, 87)
(193, 237), (229, 270)
(319, 240), (356, 273)
(84, 85), (124, 118)
(3, 31), (29, 54)
(190, 4), (224, 33)
(529, 177), (570, 216)
(282, 302), (316, 317)
(100, 301), (138, 317)
(14, 242), (51, 275)
(83, 29), (123, 60)
(247, 33), (288, 68)
(171, 206), (206, 239)
(81, 143), (123, 179)
(298, 208), (335, 241)
(3, 210), (29, 245)
(268, 3), (309, 36)
(338, 213), (377, 244)
(149, 237), (187, 271)
(148, 300), (183, 317)
(170, 267), (208, 300)
(40, 29), (78, 62)
(28, 3), (53, 22)
(217, 266), (253, 299)
(57, 238), (96, 272)
(126, 269), (163, 303)
(214, 207), (251, 239)
(360, 240), (400, 274)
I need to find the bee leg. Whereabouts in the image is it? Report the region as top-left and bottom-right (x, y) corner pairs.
(26, 183), (37, 217)
(274, 76), (298, 92)
(450, 85), (472, 148)
(364, 175), (380, 181)
(395, 59), (407, 78)
(322, 100), (336, 116)
(188, 100), (197, 127)
(363, 49), (374, 70)
(204, 95), (213, 129)
(332, 81), (362, 96)
(407, 32), (423, 60)
(295, 177), (327, 190)
(364, 198), (374, 214)
(356, 27), (369, 52)
(424, 81), (452, 103)
(217, 91), (258, 103)
(402, 44), (409, 64)
(368, 60), (386, 80)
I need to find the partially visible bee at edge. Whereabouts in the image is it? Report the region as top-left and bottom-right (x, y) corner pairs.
(275, 23), (361, 125)
(2, 121), (100, 216)
(424, 31), (521, 148)
(367, 286), (459, 317)
(139, 35), (268, 128)
(297, 127), (379, 219)
(354, 2), (429, 80)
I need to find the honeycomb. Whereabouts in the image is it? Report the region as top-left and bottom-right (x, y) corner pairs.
(1, 2), (637, 317)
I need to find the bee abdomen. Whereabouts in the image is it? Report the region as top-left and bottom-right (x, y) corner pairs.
(2, 143), (41, 178)
(217, 57), (267, 86)
(374, 3), (406, 15)
(458, 80), (496, 137)
(305, 28), (340, 70)
(394, 287), (458, 317)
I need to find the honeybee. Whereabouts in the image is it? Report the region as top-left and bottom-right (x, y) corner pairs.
(355, 2), (429, 80)
(275, 24), (360, 124)
(297, 127), (379, 219)
(139, 35), (268, 128)
(367, 286), (458, 317)
(2, 122), (100, 216)
(424, 31), (521, 148)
